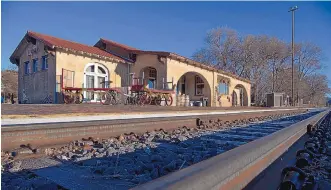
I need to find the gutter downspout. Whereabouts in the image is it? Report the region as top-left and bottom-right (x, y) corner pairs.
(54, 51), (57, 104)
(127, 62), (131, 94)
(212, 70), (215, 107)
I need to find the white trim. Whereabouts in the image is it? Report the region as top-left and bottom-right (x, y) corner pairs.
(83, 63), (109, 102)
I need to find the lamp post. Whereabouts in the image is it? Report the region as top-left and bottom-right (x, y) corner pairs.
(289, 6), (298, 106)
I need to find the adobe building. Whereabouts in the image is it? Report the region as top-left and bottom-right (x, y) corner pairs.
(10, 31), (251, 107)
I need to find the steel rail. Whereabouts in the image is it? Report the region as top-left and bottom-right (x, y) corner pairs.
(132, 109), (330, 190)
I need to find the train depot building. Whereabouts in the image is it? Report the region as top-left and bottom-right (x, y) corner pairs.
(10, 31), (251, 107)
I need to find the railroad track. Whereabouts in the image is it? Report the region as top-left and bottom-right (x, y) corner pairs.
(1, 108), (309, 150)
(1, 108), (328, 190)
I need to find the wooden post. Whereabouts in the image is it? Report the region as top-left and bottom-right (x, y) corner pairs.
(54, 83), (57, 104)
(163, 78), (165, 89)
(142, 71), (145, 86)
(61, 68), (64, 89)
(172, 77), (174, 89)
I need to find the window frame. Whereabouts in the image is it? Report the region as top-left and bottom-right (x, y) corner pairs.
(32, 58), (38, 73)
(195, 75), (204, 96)
(24, 61), (30, 75)
(42, 55), (48, 70)
(218, 81), (229, 95)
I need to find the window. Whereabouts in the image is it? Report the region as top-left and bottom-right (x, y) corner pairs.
(86, 65), (95, 72)
(98, 76), (105, 88)
(98, 66), (106, 74)
(149, 68), (157, 79)
(84, 63), (108, 101)
(42, 55), (48, 70)
(218, 81), (229, 95)
(86, 75), (95, 100)
(24, 61), (30, 74)
(33, 59), (38, 72)
(147, 67), (157, 89)
(195, 76), (204, 96)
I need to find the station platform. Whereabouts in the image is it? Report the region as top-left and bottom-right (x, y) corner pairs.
(1, 104), (309, 126)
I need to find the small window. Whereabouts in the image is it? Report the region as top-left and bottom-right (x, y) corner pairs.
(33, 59), (38, 72)
(42, 55), (48, 70)
(24, 61), (30, 74)
(195, 76), (204, 96)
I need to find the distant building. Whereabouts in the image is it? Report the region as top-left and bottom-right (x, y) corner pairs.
(10, 31), (251, 107)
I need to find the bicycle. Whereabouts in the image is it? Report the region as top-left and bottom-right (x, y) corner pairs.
(63, 89), (84, 104)
(100, 89), (123, 105)
(145, 90), (173, 106)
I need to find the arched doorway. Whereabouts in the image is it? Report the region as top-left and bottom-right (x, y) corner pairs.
(232, 91), (237, 106)
(233, 84), (248, 106)
(140, 67), (157, 89)
(84, 63), (109, 102)
(176, 72), (211, 106)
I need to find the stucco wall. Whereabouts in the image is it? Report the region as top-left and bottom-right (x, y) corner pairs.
(167, 58), (251, 107)
(55, 50), (128, 89)
(18, 40), (56, 104)
(180, 73), (211, 102)
(130, 54), (167, 89)
(215, 72), (251, 107)
(166, 58), (214, 106)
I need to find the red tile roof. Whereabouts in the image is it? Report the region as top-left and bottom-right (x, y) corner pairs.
(99, 38), (139, 51)
(27, 31), (125, 62)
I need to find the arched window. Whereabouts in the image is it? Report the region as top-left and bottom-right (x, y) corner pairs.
(84, 63), (109, 101)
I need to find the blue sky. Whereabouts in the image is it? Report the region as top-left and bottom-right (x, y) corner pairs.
(2, 1), (331, 90)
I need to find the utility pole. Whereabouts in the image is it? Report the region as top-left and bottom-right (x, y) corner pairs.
(289, 6), (298, 106)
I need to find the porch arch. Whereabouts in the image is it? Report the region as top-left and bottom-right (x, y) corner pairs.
(233, 84), (248, 106)
(175, 71), (212, 106)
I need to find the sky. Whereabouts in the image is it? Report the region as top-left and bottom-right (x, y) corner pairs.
(1, 1), (331, 90)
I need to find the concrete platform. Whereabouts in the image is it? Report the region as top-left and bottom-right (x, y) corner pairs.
(1, 104), (305, 118)
(1, 108), (306, 126)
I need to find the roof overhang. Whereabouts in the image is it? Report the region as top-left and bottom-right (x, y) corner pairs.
(10, 31), (128, 65)
(128, 50), (251, 84)
(167, 53), (252, 84)
(130, 50), (170, 57)
(10, 33), (33, 65)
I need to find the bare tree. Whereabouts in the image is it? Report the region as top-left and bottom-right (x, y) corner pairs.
(193, 26), (329, 106)
(7, 64), (18, 71)
(295, 43), (323, 102)
(193, 27), (242, 74)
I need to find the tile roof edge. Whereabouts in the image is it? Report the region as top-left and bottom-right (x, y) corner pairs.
(99, 38), (139, 51)
(25, 31), (127, 63)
